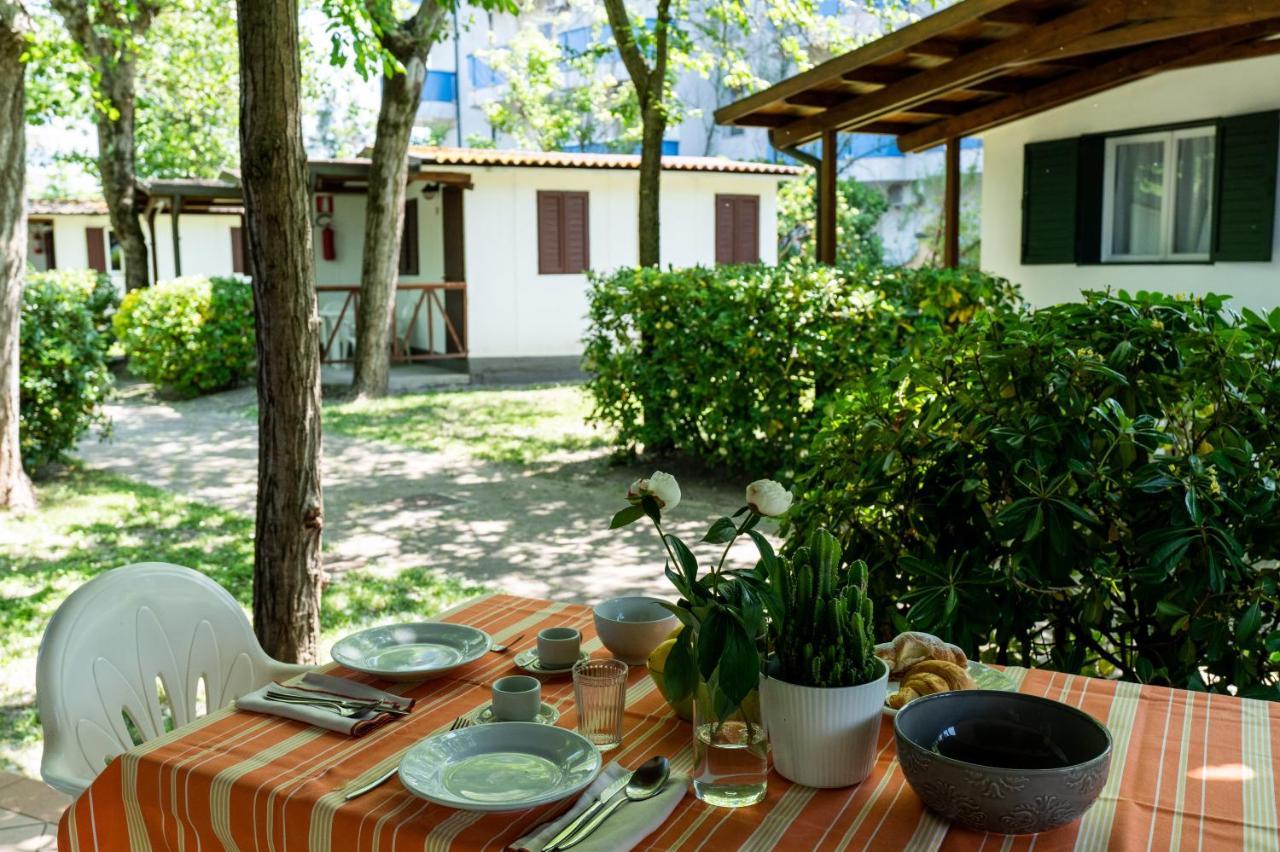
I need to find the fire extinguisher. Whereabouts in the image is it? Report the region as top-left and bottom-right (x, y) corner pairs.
(316, 194), (336, 261)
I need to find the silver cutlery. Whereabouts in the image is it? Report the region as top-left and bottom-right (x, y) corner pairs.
(542, 770), (633, 852)
(489, 633), (525, 654)
(265, 690), (410, 716)
(448, 715), (474, 731)
(344, 715), (471, 801)
(554, 756), (671, 850)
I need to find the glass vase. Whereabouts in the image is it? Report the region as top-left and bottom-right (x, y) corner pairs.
(691, 681), (768, 808)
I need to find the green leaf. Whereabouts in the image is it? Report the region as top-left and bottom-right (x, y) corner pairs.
(666, 535), (700, 591)
(1237, 602), (1262, 642)
(641, 495), (663, 525)
(609, 505), (644, 529)
(717, 617), (760, 708)
(696, 610), (730, 680)
(663, 631), (697, 702)
(701, 516), (737, 544)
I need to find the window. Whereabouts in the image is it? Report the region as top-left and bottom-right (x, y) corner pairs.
(399, 199), (419, 276)
(420, 71), (456, 103)
(468, 55), (502, 88)
(715, 194), (759, 265)
(107, 230), (123, 272)
(1102, 127), (1215, 261)
(537, 191), (589, 274)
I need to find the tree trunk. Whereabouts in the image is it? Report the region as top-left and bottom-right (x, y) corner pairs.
(0, 1), (34, 512)
(236, 0), (324, 663)
(351, 6), (443, 398)
(50, 0), (153, 292)
(636, 104), (666, 267)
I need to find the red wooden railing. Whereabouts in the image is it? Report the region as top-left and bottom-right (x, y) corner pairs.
(315, 282), (467, 364)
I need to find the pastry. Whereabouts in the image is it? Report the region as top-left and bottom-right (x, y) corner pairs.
(875, 631), (968, 676)
(886, 659), (977, 709)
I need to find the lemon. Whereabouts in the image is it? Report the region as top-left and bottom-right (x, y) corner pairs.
(647, 630), (694, 721)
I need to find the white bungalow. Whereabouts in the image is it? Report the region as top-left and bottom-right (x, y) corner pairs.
(27, 147), (799, 381)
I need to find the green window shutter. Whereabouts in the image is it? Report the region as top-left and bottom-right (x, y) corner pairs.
(1022, 138), (1079, 264)
(1075, 135), (1105, 264)
(1213, 110), (1279, 262)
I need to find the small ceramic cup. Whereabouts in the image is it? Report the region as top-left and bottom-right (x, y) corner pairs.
(537, 627), (582, 669)
(491, 675), (541, 721)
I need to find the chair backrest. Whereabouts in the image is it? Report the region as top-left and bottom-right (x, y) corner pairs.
(37, 562), (295, 796)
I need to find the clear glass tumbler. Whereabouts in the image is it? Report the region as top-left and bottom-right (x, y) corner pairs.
(572, 658), (628, 751)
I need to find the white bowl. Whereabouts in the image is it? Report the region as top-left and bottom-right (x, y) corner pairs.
(592, 596), (679, 664)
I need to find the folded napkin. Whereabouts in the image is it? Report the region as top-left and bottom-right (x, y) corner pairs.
(235, 674), (410, 736)
(512, 761), (688, 852)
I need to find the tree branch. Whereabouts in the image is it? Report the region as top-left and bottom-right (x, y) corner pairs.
(602, 0), (652, 101)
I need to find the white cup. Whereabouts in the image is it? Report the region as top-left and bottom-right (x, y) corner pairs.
(537, 627), (582, 669)
(491, 675), (541, 721)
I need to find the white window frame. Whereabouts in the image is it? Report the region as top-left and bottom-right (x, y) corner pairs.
(1101, 125), (1216, 262)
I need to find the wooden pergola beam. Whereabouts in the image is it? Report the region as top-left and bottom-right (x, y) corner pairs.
(713, 0), (1024, 126)
(1022, 9), (1280, 63)
(769, 0), (1129, 149)
(896, 20), (1280, 152)
(816, 129), (838, 265)
(943, 138), (961, 268)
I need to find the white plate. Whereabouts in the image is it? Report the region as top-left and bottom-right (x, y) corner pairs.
(332, 622), (491, 682)
(474, 702), (561, 726)
(882, 661), (1016, 717)
(399, 721), (601, 812)
(514, 648), (589, 677)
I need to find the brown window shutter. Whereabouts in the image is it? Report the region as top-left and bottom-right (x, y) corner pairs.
(230, 227), (245, 274)
(563, 192), (589, 273)
(736, 196), (759, 264)
(537, 191), (564, 274)
(399, 199), (420, 276)
(714, 195), (736, 264)
(85, 227), (106, 272)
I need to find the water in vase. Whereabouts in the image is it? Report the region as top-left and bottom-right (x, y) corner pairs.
(692, 719), (768, 807)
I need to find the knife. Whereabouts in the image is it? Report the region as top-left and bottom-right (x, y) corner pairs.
(542, 772), (632, 852)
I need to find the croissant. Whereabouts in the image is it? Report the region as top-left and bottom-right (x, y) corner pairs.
(905, 659), (976, 691)
(875, 631), (968, 676)
(886, 672), (949, 709)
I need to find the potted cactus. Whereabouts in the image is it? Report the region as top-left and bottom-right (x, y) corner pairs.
(759, 528), (889, 788)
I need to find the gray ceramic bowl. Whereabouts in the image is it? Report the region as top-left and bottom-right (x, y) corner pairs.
(592, 596), (678, 664)
(894, 690), (1112, 834)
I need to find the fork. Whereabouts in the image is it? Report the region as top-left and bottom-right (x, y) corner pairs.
(344, 715), (473, 801)
(489, 634), (525, 654)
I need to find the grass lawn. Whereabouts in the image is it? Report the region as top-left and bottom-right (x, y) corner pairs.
(322, 383), (609, 465)
(0, 468), (484, 777)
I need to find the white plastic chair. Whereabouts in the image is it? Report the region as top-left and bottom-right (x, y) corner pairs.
(37, 562), (310, 796)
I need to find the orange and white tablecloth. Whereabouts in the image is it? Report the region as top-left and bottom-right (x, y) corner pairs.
(58, 593), (1280, 850)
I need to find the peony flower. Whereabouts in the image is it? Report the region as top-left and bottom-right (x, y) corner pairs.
(627, 471), (681, 510)
(746, 479), (792, 516)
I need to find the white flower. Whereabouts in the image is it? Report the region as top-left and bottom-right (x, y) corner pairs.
(746, 479), (792, 516)
(627, 471), (681, 510)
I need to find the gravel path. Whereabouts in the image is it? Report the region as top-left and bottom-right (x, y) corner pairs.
(75, 385), (769, 605)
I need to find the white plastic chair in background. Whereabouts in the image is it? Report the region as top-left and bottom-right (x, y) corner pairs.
(36, 562), (310, 796)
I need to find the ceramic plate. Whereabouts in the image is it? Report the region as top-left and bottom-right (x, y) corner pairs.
(883, 661), (1016, 717)
(474, 702), (561, 726)
(514, 648), (589, 677)
(332, 622), (490, 682)
(399, 722), (601, 812)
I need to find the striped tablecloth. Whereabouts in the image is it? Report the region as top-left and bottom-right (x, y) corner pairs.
(58, 593), (1280, 851)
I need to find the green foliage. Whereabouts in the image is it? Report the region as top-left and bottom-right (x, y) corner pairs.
(113, 276), (255, 398)
(791, 291), (1280, 698)
(772, 528), (879, 687)
(584, 261), (1020, 476)
(19, 270), (117, 471)
(777, 175), (888, 267)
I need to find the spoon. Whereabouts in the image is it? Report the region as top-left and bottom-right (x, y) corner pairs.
(554, 756), (671, 850)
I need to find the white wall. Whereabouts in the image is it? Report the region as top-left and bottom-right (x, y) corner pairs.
(151, 213), (242, 280)
(459, 165), (786, 359)
(980, 55), (1280, 312)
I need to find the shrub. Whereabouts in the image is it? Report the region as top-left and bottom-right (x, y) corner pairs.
(583, 261), (1020, 475)
(19, 269), (118, 469)
(791, 291), (1280, 698)
(113, 276), (255, 397)
(777, 176), (888, 267)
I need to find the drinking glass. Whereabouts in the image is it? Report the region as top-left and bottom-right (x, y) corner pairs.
(572, 658), (628, 751)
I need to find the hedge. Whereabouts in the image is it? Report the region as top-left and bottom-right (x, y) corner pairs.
(789, 291), (1280, 698)
(113, 276), (255, 397)
(583, 261), (1021, 476)
(20, 269), (117, 469)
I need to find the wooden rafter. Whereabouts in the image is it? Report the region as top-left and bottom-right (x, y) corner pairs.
(897, 21), (1280, 151)
(769, 0), (1131, 149)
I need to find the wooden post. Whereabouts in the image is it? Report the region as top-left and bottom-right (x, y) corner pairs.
(817, 128), (838, 265)
(943, 136), (960, 268)
(170, 194), (183, 277)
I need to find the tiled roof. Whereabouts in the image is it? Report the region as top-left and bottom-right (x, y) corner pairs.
(27, 198), (108, 215)
(403, 146), (804, 176)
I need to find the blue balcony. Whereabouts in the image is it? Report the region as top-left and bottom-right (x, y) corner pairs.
(421, 71), (457, 103)
(468, 55), (502, 88)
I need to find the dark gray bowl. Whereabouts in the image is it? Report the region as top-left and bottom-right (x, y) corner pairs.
(894, 690), (1112, 834)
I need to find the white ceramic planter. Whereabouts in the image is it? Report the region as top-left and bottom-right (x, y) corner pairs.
(760, 658), (889, 788)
